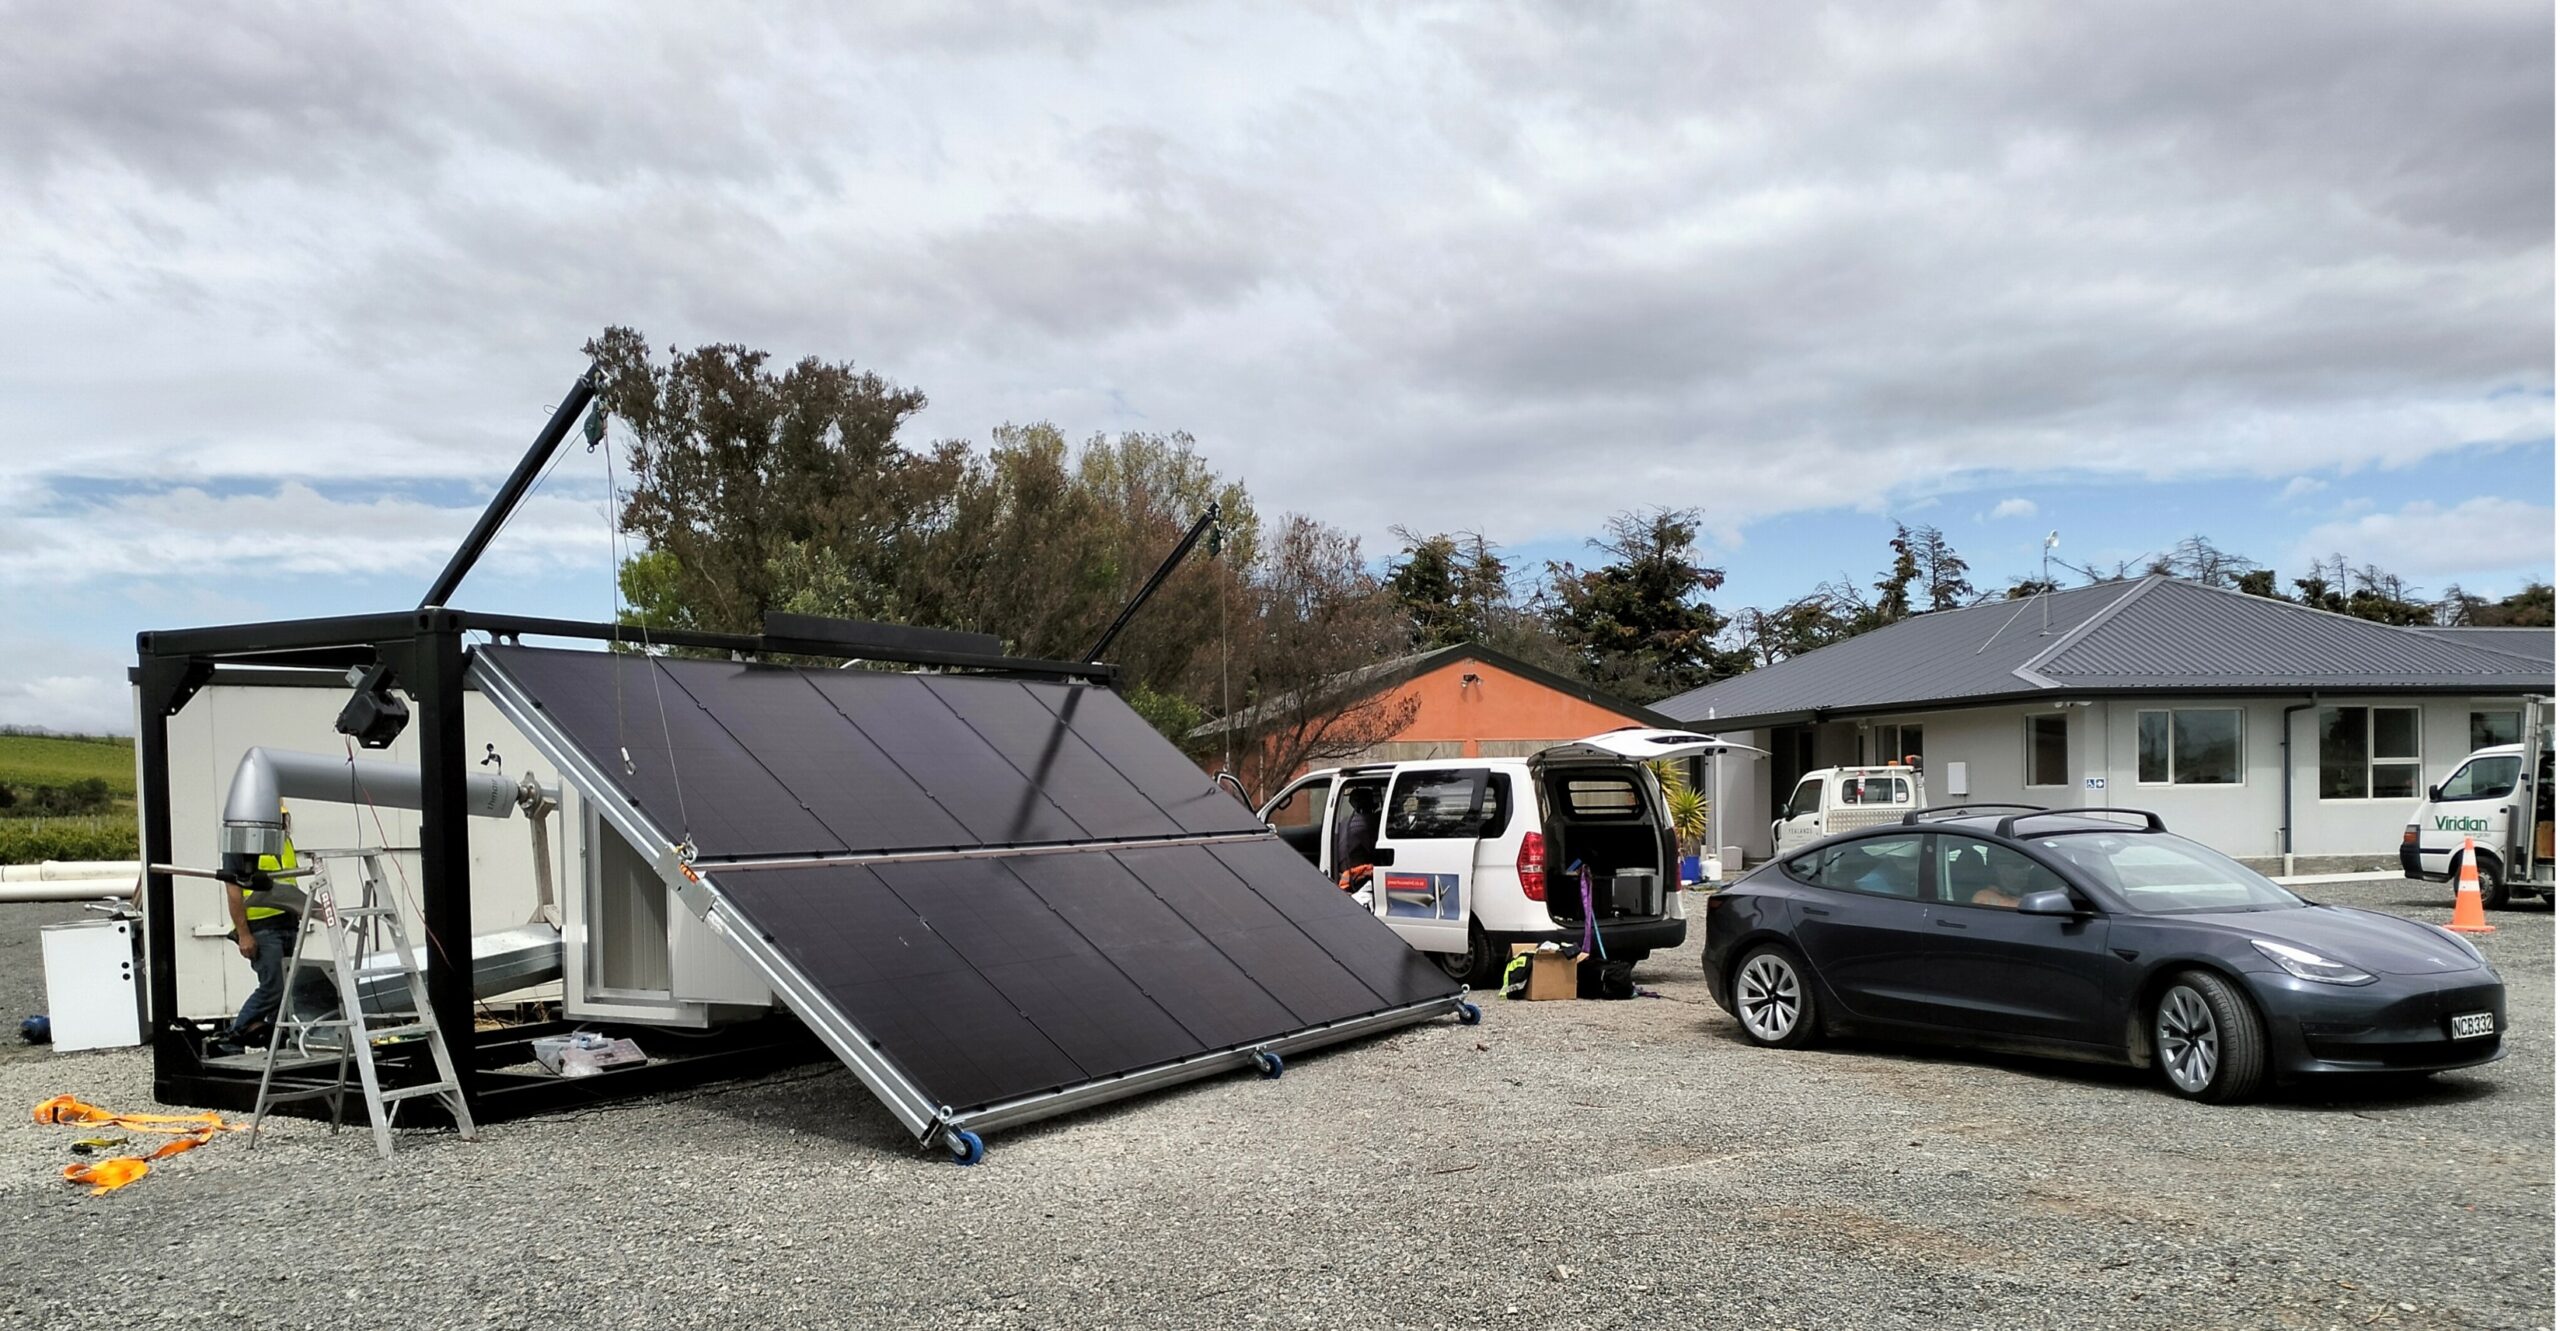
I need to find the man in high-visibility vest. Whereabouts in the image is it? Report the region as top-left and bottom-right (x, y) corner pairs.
(209, 807), (307, 1057)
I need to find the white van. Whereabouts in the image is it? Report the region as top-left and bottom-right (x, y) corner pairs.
(1259, 730), (1746, 986)
(2402, 700), (2553, 908)
(1770, 765), (1927, 856)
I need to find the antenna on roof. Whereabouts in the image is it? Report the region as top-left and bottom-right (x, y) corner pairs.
(2041, 531), (2060, 637)
(1975, 529), (2063, 656)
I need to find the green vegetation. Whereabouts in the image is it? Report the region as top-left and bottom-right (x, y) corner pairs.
(0, 734), (138, 862)
(0, 816), (136, 864)
(0, 732), (135, 796)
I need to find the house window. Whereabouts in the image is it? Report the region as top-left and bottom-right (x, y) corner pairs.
(2471, 710), (2523, 751)
(2136, 709), (2241, 785)
(2025, 714), (2069, 787)
(2318, 706), (2421, 800)
(1875, 724), (1923, 767)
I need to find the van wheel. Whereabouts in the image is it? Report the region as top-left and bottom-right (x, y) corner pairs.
(1731, 945), (1820, 1049)
(1434, 923), (1503, 989)
(2477, 856), (2512, 910)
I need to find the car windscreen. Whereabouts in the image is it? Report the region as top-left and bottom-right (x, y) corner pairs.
(2029, 832), (2301, 914)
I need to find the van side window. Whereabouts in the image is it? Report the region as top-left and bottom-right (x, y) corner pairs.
(1804, 835), (1925, 900)
(2438, 755), (2522, 801)
(1385, 770), (1490, 839)
(1265, 778), (1332, 829)
(1785, 778), (1823, 819)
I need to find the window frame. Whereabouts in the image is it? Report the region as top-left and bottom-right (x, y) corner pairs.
(2134, 707), (2245, 787)
(2024, 713), (2070, 789)
(2470, 709), (2524, 752)
(1383, 768), (1495, 840)
(1933, 833), (2076, 912)
(2315, 704), (2422, 803)
(2434, 754), (2521, 803)
(1784, 832), (1932, 901)
(1262, 774), (1334, 830)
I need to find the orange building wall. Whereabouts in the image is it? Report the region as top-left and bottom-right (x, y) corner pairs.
(1205, 654), (1655, 794)
(1387, 658), (1642, 757)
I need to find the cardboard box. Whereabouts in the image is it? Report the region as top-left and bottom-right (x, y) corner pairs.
(1509, 944), (1585, 1001)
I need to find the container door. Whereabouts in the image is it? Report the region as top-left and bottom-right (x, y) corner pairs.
(1367, 767), (1487, 957)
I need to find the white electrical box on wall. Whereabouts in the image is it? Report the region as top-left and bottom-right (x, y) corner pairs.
(1944, 761), (1969, 798)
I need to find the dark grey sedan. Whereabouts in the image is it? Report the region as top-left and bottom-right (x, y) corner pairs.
(1702, 807), (2507, 1103)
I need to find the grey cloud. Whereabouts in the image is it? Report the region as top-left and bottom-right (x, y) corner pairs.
(0, 0), (2544, 575)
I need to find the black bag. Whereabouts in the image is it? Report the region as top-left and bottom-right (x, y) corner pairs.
(1577, 957), (1636, 1000)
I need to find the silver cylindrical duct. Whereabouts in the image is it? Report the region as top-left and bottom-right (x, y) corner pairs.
(220, 746), (527, 860)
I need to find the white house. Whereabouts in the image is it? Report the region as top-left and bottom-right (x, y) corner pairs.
(1657, 577), (2553, 872)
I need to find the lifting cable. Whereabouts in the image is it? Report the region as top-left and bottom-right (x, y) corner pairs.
(593, 411), (695, 864)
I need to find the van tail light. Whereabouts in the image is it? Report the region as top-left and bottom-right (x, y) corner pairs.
(2403, 824), (2420, 846)
(1518, 831), (1547, 901)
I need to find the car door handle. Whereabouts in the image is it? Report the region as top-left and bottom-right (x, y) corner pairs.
(1801, 906), (1832, 918)
(1934, 918), (1967, 930)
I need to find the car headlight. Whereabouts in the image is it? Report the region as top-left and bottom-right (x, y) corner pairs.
(2430, 925), (2485, 964)
(2251, 939), (2376, 986)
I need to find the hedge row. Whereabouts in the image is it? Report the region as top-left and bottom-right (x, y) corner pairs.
(0, 815), (138, 865)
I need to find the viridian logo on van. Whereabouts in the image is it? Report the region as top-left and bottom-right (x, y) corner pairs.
(2435, 815), (2492, 833)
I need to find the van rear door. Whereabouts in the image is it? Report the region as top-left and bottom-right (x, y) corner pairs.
(1365, 766), (1488, 958)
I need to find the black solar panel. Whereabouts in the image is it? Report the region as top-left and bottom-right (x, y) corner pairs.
(476, 645), (1457, 1123)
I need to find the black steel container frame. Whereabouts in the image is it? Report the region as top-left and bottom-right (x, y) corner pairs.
(136, 607), (1115, 1125)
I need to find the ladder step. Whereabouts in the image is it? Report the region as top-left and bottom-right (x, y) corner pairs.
(361, 1023), (437, 1041)
(377, 1083), (461, 1104)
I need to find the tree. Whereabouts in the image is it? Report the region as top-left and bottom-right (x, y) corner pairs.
(2158, 536), (2255, 588)
(2478, 582), (2557, 627)
(2235, 569), (2281, 599)
(591, 327), (953, 636)
(1909, 524), (1973, 611)
(1216, 516), (1419, 796)
(1544, 509), (1751, 703)
(1872, 524), (1920, 623)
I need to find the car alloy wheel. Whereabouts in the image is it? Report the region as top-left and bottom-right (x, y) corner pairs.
(2155, 986), (2219, 1094)
(1736, 951), (1803, 1043)
(2151, 970), (2266, 1102)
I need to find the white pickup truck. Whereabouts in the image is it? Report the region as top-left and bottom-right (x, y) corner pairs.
(1771, 765), (1927, 856)
(2401, 697), (2553, 908)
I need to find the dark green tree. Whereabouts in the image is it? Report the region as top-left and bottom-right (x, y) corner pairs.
(1544, 509), (1751, 703)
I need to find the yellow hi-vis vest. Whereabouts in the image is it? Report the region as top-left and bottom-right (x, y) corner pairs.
(240, 837), (298, 922)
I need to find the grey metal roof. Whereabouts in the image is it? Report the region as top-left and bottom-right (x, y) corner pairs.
(1658, 576), (2555, 729)
(1655, 580), (2141, 725)
(2418, 626), (2556, 666)
(2022, 579), (2556, 689)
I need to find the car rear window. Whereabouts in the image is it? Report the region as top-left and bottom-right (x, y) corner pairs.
(1790, 834), (1925, 900)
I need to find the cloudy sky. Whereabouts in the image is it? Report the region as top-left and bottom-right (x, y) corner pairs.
(2, 1), (2551, 732)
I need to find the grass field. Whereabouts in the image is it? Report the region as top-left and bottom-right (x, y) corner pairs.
(0, 733), (135, 796)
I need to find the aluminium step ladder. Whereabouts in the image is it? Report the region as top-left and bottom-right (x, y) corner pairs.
(248, 850), (475, 1159)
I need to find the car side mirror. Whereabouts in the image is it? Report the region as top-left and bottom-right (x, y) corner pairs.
(1367, 847), (1396, 867)
(2016, 890), (2079, 916)
(2427, 785), (2442, 802)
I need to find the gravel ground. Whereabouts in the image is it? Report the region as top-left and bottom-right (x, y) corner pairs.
(0, 878), (2546, 1330)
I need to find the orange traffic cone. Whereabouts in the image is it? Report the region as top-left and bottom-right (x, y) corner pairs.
(2448, 836), (2496, 935)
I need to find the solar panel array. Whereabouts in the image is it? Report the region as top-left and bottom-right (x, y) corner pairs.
(479, 647), (1454, 1117)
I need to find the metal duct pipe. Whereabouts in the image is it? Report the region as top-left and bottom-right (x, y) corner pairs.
(0, 861), (141, 882)
(0, 877), (137, 903)
(219, 746), (532, 866)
